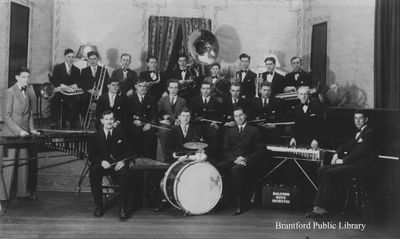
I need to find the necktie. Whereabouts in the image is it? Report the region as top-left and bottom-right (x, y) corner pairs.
(204, 98), (207, 105)
(110, 94), (115, 107)
(67, 66), (71, 75)
(183, 126), (188, 137)
(263, 99), (268, 109)
(92, 67), (96, 77)
(140, 96), (144, 103)
(106, 131), (112, 146)
(170, 97), (175, 105)
(239, 126), (243, 134)
(234, 99), (238, 106)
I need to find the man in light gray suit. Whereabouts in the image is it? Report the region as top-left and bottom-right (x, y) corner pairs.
(0, 67), (40, 216)
(156, 80), (186, 161)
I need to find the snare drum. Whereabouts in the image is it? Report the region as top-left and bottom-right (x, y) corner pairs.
(178, 152), (207, 161)
(161, 159), (222, 215)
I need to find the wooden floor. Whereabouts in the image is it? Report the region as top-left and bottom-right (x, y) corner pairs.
(0, 192), (398, 239)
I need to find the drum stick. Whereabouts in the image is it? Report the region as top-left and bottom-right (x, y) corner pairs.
(261, 121), (295, 126)
(247, 119), (266, 123)
(200, 119), (223, 124)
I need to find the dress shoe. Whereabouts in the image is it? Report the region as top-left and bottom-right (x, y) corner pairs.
(0, 201), (7, 217)
(153, 200), (169, 212)
(233, 197), (242, 216)
(94, 206), (104, 217)
(17, 194), (39, 201)
(119, 206), (127, 220)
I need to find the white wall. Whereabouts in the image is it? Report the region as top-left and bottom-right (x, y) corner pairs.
(306, 0), (375, 107)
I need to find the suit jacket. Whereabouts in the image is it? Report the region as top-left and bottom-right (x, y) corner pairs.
(51, 63), (80, 87)
(284, 70), (312, 89)
(250, 97), (283, 122)
(262, 72), (285, 97)
(170, 67), (201, 99)
(189, 95), (222, 121)
(110, 68), (138, 95)
(95, 93), (125, 127)
(139, 70), (166, 99)
(223, 124), (264, 164)
(221, 96), (249, 121)
(203, 76), (230, 99)
(88, 128), (133, 166)
(292, 99), (323, 146)
(79, 66), (110, 94)
(125, 94), (157, 127)
(165, 124), (200, 162)
(336, 126), (376, 171)
(157, 95), (186, 120)
(237, 70), (257, 99)
(1, 84), (35, 136)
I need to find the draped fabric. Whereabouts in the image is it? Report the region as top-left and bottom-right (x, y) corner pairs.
(148, 16), (211, 73)
(374, 0), (400, 109)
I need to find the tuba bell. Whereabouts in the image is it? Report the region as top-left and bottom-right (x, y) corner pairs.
(188, 29), (219, 65)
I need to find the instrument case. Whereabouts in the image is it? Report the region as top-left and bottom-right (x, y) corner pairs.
(261, 184), (300, 210)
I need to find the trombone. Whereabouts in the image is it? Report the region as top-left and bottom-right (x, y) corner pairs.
(82, 64), (107, 129)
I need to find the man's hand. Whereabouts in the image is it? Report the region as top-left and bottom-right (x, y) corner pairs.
(331, 153), (338, 165)
(143, 124), (151, 131)
(114, 161), (125, 171)
(311, 139), (318, 149)
(160, 119), (171, 126)
(224, 121), (236, 127)
(234, 156), (247, 166)
(113, 121), (120, 128)
(126, 89), (134, 97)
(101, 160), (111, 169)
(133, 120), (142, 127)
(263, 123), (276, 129)
(161, 92), (168, 98)
(284, 86), (296, 93)
(290, 138), (296, 147)
(19, 130), (30, 137)
(210, 122), (219, 129)
(178, 79), (185, 84)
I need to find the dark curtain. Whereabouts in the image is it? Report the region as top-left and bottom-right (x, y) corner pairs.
(374, 0), (400, 109)
(148, 16), (211, 74)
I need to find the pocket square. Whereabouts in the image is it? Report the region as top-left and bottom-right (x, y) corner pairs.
(357, 138), (363, 143)
(117, 140), (122, 143)
(310, 113), (316, 117)
(117, 106), (121, 110)
(146, 105), (151, 109)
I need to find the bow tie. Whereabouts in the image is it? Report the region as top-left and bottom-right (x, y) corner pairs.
(122, 68), (128, 72)
(266, 72), (273, 75)
(302, 102), (309, 107)
(150, 71), (156, 74)
(241, 70), (248, 73)
(294, 71), (300, 74)
(211, 76), (218, 79)
(180, 69), (186, 73)
(20, 86), (27, 92)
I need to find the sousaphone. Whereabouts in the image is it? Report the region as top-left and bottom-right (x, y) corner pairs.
(188, 29), (219, 65)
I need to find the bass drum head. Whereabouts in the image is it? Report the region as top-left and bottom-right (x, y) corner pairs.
(175, 162), (222, 215)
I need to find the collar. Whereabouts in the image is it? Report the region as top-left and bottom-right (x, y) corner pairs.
(238, 123), (247, 129)
(202, 96), (210, 101)
(358, 125), (367, 133)
(16, 83), (26, 90)
(180, 124), (189, 130)
(65, 62), (72, 69)
(137, 93), (145, 99)
(232, 97), (239, 103)
(103, 128), (113, 136)
(108, 92), (116, 97)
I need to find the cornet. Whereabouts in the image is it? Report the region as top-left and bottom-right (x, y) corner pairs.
(255, 73), (263, 98)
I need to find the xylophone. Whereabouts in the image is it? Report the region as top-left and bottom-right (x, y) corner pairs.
(0, 129), (94, 193)
(266, 144), (321, 161)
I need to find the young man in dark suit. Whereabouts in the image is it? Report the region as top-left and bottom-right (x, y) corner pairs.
(203, 62), (230, 101)
(139, 56), (166, 101)
(221, 83), (249, 127)
(169, 54), (200, 102)
(283, 56), (312, 93)
(236, 53), (257, 100)
(153, 108), (201, 212)
(125, 79), (158, 159)
(89, 110), (134, 220)
(189, 82), (222, 159)
(290, 86), (323, 149)
(110, 53), (138, 98)
(1, 67), (40, 216)
(50, 48), (81, 129)
(261, 57), (286, 97)
(218, 107), (264, 215)
(157, 80), (187, 161)
(250, 82), (284, 144)
(95, 78), (125, 130)
(308, 110), (376, 217)
(78, 51), (110, 120)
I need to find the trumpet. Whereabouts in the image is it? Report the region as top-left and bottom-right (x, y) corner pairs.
(82, 64), (108, 129)
(255, 73), (263, 98)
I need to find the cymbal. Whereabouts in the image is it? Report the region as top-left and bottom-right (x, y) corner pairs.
(183, 142), (208, 150)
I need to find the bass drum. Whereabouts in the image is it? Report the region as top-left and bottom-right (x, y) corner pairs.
(162, 159), (222, 215)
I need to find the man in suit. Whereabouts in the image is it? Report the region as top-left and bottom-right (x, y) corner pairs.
(221, 83), (249, 127)
(203, 62), (230, 102)
(1, 67), (40, 216)
(157, 80), (187, 161)
(261, 57), (286, 97)
(89, 110), (134, 220)
(236, 53), (257, 100)
(169, 54), (200, 102)
(139, 56), (166, 101)
(308, 110), (376, 217)
(290, 86), (323, 149)
(95, 78), (125, 130)
(189, 82), (222, 159)
(153, 108), (201, 212)
(283, 56), (312, 93)
(110, 53), (138, 98)
(218, 107), (264, 215)
(49, 48), (81, 129)
(78, 51), (110, 120)
(125, 79), (158, 159)
(251, 82), (284, 144)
